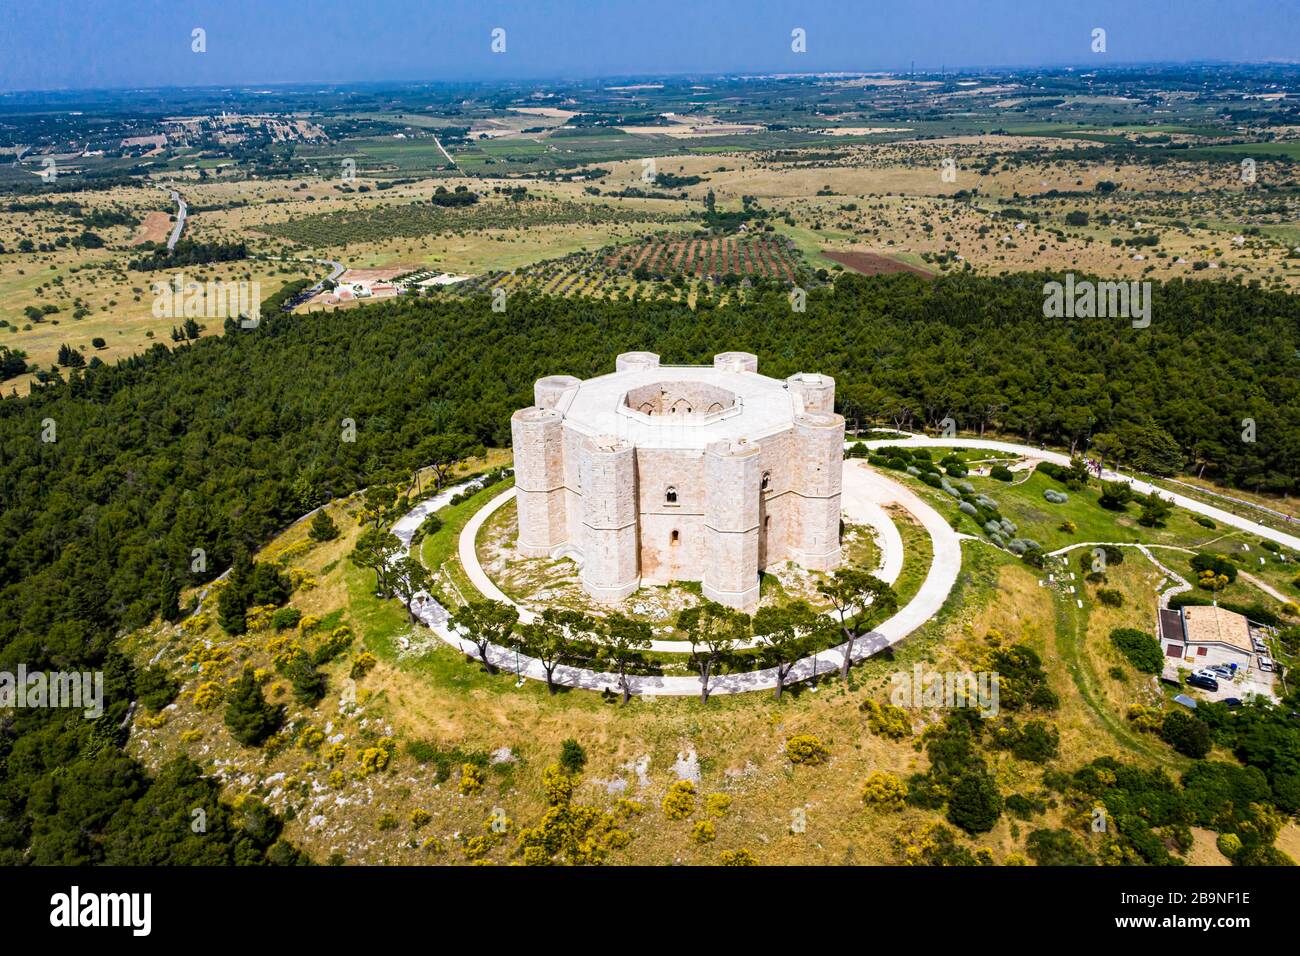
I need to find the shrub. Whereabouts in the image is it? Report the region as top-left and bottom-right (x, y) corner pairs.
(558, 738), (587, 775)
(135, 664), (180, 711)
(989, 464), (1013, 481)
(662, 780), (697, 819)
(459, 763), (485, 795)
(1109, 628), (1163, 673)
(1043, 489), (1069, 504)
(860, 699), (912, 739)
(785, 734), (830, 765)
(861, 771), (908, 810)
(1098, 481), (1132, 511)
(542, 764), (574, 805)
(1195, 516), (1216, 529)
(1216, 832), (1243, 859)
(1097, 589), (1124, 608)
(349, 652), (377, 679)
(719, 848), (758, 865)
(946, 771), (1003, 834)
(223, 667), (282, 746)
(704, 793), (732, 818)
(1026, 828), (1095, 866)
(1059, 520), (1077, 534)
(945, 462), (968, 478)
(270, 606), (302, 630)
(690, 820), (716, 844)
(308, 509), (339, 542)
(1161, 710), (1212, 759)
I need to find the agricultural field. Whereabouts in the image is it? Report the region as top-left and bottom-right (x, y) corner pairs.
(605, 234), (800, 281)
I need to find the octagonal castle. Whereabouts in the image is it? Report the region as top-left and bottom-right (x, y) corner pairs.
(510, 351), (844, 612)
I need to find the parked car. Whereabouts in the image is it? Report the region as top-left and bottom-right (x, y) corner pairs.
(1187, 673), (1219, 691)
(1258, 657), (1275, 672)
(1223, 697), (1243, 709)
(1253, 639), (1268, 653)
(1194, 668), (1222, 681)
(1210, 665), (1235, 679)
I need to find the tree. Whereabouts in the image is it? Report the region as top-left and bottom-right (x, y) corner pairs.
(390, 556), (432, 623)
(418, 433), (484, 492)
(946, 771), (1003, 834)
(286, 656), (326, 706)
(159, 570), (182, 624)
(599, 613), (652, 704)
(361, 484), (398, 529)
(223, 667), (282, 746)
(348, 527), (403, 596)
(450, 600), (518, 675)
(677, 601), (749, 702)
(817, 568), (898, 679)
(1138, 491), (1173, 528)
(752, 601), (820, 699)
(518, 608), (593, 694)
(1162, 710), (1212, 759)
(308, 509), (339, 542)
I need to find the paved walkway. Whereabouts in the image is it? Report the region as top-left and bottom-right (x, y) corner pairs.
(455, 467), (908, 653)
(406, 459), (962, 695)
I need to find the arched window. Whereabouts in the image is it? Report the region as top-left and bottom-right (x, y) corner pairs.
(761, 471), (771, 492)
(665, 486), (678, 504)
(670, 529), (680, 546)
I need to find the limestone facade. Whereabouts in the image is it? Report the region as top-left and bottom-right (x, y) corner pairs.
(510, 352), (844, 611)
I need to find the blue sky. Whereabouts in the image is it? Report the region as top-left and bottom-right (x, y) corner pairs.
(1, 0), (1298, 93)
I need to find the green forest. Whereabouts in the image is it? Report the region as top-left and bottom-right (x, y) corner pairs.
(1, 270), (1297, 864)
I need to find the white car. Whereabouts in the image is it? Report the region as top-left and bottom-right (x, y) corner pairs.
(1258, 657), (1274, 672)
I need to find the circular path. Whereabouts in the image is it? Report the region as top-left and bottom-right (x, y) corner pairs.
(402, 459), (961, 695)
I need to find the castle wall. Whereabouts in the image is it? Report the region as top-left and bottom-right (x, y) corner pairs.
(788, 411), (846, 571)
(578, 436), (640, 602)
(702, 440), (761, 611)
(511, 407), (567, 557)
(635, 447), (706, 585)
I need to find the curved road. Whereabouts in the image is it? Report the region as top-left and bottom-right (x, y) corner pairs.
(455, 458), (909, 653)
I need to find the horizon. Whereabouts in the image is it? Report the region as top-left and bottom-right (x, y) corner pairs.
(3, 0), (1300, 95)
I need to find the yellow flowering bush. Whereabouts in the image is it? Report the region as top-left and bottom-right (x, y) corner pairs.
(543, 764), (574, 806)
(192, 681), (224, 710)
(704, 793), (732, 818)
(325, 742), (347, 766)
(719, 848), (758, 866)
(661, 780), (696, 820)
(350, 652), (378, 680)
(298, 726), (325, 751)
(179, 729), (203, 744)
(860, 699), (912, 740)
(459, 763), (485, 795)
(785, 734), (830, 765)
(411, 808), (432, 829)
(861, 771), (908, 811)
(690, 820), (716, 844)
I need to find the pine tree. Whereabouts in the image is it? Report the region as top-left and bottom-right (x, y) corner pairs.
(159, 571), (182, 624)
(224, 667), (281, 746)
(308, 509), (339, 542)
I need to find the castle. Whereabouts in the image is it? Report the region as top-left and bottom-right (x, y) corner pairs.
(510, 352), (844, 612)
